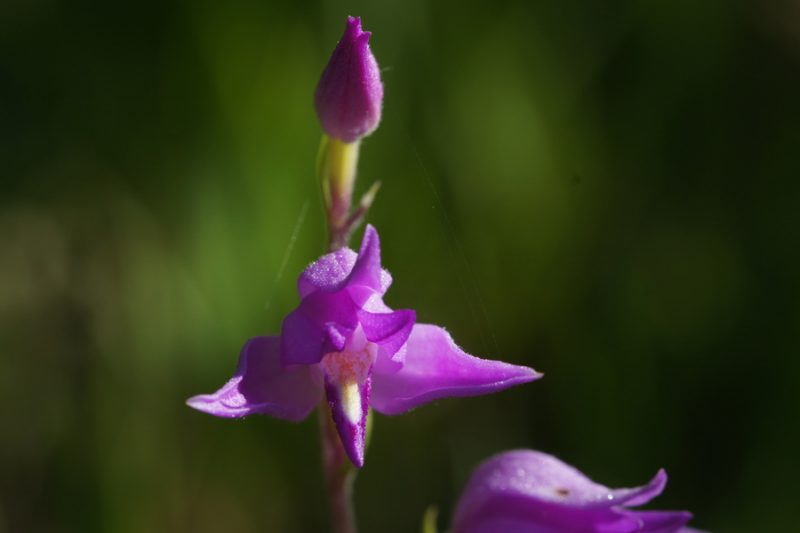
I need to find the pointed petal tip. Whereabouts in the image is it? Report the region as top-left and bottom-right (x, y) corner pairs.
(521, 365), (544, 381)
(649, 468), (669, 497)
(334, 415), (366, 468)
(362, 223), (379, 245)
(649, 467), (669, 494)
(324, 373), (371, 470)
(344, 16), (366, 40)
(494, 363), (543, 386)
(345, 224), (383, 290)
(497, 365), (542, 388)
(350, 450), (365, 469)
(617, 467), (670, 507)
(185, 395), (203, 409)
(185, 394), (245, 418)
(357, 32), (372, 45)
(336, 422), (367, 469)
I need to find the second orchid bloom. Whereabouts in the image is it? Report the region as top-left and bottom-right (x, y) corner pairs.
(451, 450), (702, 533)
(188, 226), (541, 467)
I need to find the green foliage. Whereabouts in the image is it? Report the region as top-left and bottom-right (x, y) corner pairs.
(1, 0), (798, 532)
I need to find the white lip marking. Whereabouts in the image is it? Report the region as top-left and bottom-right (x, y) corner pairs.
(321, 342), (376, 425)
(340, 382), (362, 424)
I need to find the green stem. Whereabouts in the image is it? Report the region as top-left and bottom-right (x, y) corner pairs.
(319, 136), (361, 250)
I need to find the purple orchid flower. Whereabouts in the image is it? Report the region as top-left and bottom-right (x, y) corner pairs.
(452, 450), (705, 533)
(187, 226), (540, 467)
(315, 16), (383, 142)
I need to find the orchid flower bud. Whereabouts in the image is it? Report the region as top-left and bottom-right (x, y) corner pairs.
(315, 16), (383, 143)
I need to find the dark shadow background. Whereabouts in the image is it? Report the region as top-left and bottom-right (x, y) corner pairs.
(2, 0), (799, 531)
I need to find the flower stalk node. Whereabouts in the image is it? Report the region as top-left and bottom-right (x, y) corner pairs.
(318, 135), (370, 250)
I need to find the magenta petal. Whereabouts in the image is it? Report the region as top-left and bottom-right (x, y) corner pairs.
(186, 336), (322, 421)
(345, 225), (384, 292)
(612, 469), (668, 507)
(280, 307), (327, 365)
(357, 308), (415, 366)
(282, 227), (394, 368)
(281, 291), (359, 365)
(452, 450), (697, 533)
(370, 324), (540, 415)
(618, 510), (694, 533)
(297, 248), (358, 297)
(325, 376), (371, 468)
(324, 322), (352, 352)
(297, 226), (391, 302)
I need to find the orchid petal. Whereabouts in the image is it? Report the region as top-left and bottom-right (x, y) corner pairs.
(187, 336), (322, 421)
(370, 324), (540, 415)
(612, 469), (668, 507)
(357, 308), (415, 368)
(325, 376), (371, 469)
(452, 450), (697, 533)
(620, 510), (694, 533)
(297, 227), (391, 301)
(298, 248), (357, 297)
(281, 291), (358, 365)
(280, 307), (327, 365)
(320, 348), (375, 468)
(345, 225), (384, 292)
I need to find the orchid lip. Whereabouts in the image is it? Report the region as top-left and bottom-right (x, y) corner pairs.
(321, 339), (376, 468)
(321, 344), (376, 421)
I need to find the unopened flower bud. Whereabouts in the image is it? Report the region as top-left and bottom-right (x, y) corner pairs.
(315, 16), (383, 143)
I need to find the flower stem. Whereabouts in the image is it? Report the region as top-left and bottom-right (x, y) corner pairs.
(318, 403), (358, 533)
(319, 135), (380, 251)
(319, 136), (360, 250)
(318, 133), (370, 533)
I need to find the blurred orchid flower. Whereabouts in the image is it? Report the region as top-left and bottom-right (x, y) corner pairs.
(452, 450), (705, 533)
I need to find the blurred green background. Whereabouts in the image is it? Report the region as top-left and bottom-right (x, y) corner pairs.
(2, 0), (799, 531)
